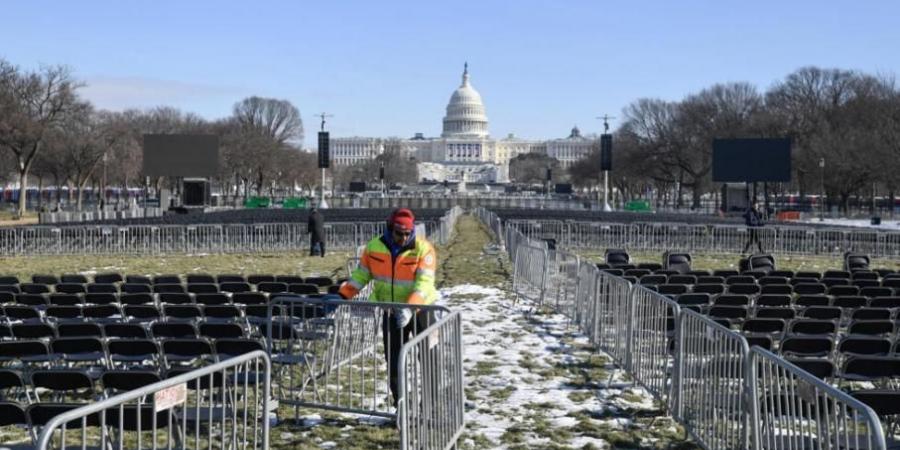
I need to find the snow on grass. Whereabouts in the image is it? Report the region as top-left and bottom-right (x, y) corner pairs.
(442, 284), (694, 450)
(801, 218), (900, 229)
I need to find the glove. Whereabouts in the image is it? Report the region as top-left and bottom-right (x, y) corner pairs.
(394, 308), (413, 329)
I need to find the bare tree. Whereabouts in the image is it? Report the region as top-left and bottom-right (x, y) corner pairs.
(375, 139), (417, 186)
(229, 97), (304, 195)
(0, 60), (83, 217)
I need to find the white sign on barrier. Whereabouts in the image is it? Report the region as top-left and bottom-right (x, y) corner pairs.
(154, 383), (187, 412)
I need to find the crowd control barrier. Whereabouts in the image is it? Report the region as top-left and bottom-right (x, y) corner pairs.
(36, 351), (271, 450)
(476, 210), (896, 450)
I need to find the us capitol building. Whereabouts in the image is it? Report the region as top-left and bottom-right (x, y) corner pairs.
(329, 64), (598, 183)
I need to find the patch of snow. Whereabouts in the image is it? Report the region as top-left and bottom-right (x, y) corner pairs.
(800, 218), (900, 229)
(300, 414), (323, 426)
(440, 283), (664, 449)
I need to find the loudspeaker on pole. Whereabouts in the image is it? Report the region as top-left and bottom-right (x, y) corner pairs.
(318, 132), (330, 169)
(600, 134), (612, 171)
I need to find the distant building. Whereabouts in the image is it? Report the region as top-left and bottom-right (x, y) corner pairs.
(329, 64), (598, 182)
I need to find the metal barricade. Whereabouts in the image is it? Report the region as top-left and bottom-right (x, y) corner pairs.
(676, 309), (751, 450)
(0, 227), (17, 255)
(878, 231), (900, 259)
(710, 225), (777, 255)
(512, 243), (549, 306)
(544, 250), (581, 320)
(633, 222), (696, 252)
(773, 226), (816, 255)
(398, 311), (465, 450)
(749, 347), (887, 450)
(629, 286), (680, 409)
(573, 261), (601, 339)
(591, 271), (633, 367)
(816, 229), (848, 256)
(847, 229), (879, 255)
(36, 350), (271, 450)
(326, 223), (360, 250)
(266, 296), (450, 420)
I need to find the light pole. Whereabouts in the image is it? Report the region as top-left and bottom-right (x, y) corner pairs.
(818, 157), (825, 221)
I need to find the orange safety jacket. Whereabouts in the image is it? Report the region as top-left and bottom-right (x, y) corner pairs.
(338, 234), (437, 304)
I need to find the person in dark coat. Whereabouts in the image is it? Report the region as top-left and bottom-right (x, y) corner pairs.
(308, 207), (326, 257)
(742, 201), (765, 255)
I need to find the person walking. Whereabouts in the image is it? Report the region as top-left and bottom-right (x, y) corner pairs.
(742, 200), (765, 255)
(337, 208), (438, 405)
(308, 207), (326, 257)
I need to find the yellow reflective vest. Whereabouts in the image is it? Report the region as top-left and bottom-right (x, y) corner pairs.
(338, 235), (437, 304)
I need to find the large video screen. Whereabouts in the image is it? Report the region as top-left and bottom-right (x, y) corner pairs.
(712, 138), (791, 182)
(142, 134), (219, 177)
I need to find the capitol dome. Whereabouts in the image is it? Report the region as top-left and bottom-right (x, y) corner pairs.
(442, 63), (489, 138)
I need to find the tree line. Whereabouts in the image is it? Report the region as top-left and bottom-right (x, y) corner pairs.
(4, 60), (899, 217)
(0, 59), (321, 218)
(567, 66), (900, 212)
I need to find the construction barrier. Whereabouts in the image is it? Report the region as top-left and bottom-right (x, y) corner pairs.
(36, 351), (271, 450)
(398, 311), (465, 450)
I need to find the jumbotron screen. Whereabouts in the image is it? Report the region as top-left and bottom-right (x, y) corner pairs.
(142, 134), (219, 177)
(712, 138), (791, 183)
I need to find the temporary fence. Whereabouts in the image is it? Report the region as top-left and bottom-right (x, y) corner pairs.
(1, 207), (463, 256)
(507, 219), (900, 259)
(398, 311), (465, 450)
(480, 212), (896, 450)
(590, 270), (634, 368)
(511, 243), (549, 306)
(264, 297), (458, 421)
(629, 286), (680, 409)
(677, 309), (751, 450)
(36, 350), (271, 450)
(544, 250), (581, 321)
(749, 347), (886, 450)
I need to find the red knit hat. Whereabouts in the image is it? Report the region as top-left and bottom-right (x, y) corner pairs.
(389, 208), (415, 231)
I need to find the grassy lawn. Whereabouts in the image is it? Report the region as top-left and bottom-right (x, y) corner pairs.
(0, 209), (38, 227)
(0, 251), (355, 281)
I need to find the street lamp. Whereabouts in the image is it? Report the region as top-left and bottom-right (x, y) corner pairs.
(818, 157), (825, 221)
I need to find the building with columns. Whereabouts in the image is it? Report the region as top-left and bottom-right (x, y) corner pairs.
(329, 64), (598, 183)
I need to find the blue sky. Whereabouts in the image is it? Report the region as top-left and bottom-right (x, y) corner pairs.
(2, 1), (898, 148)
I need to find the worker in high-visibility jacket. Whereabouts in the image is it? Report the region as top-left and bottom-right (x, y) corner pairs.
(338, 208), (438, 404)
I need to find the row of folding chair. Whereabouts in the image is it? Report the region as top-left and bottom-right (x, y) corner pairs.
(738, 317), (900, 338)
(0, 281), (338, 295)
(602, 267), (899, 281)
(0, 273), (336, 286)
(654, 282), (898, 297)
(1, 304), (273, 324)
(718, 305), (886, 323)
(1, 296), (333, 324)
(0, 291), (282, 307)
(0, 320), (260, 341)
(675, 292), (900, 310)
(0, 337), (266, 372)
